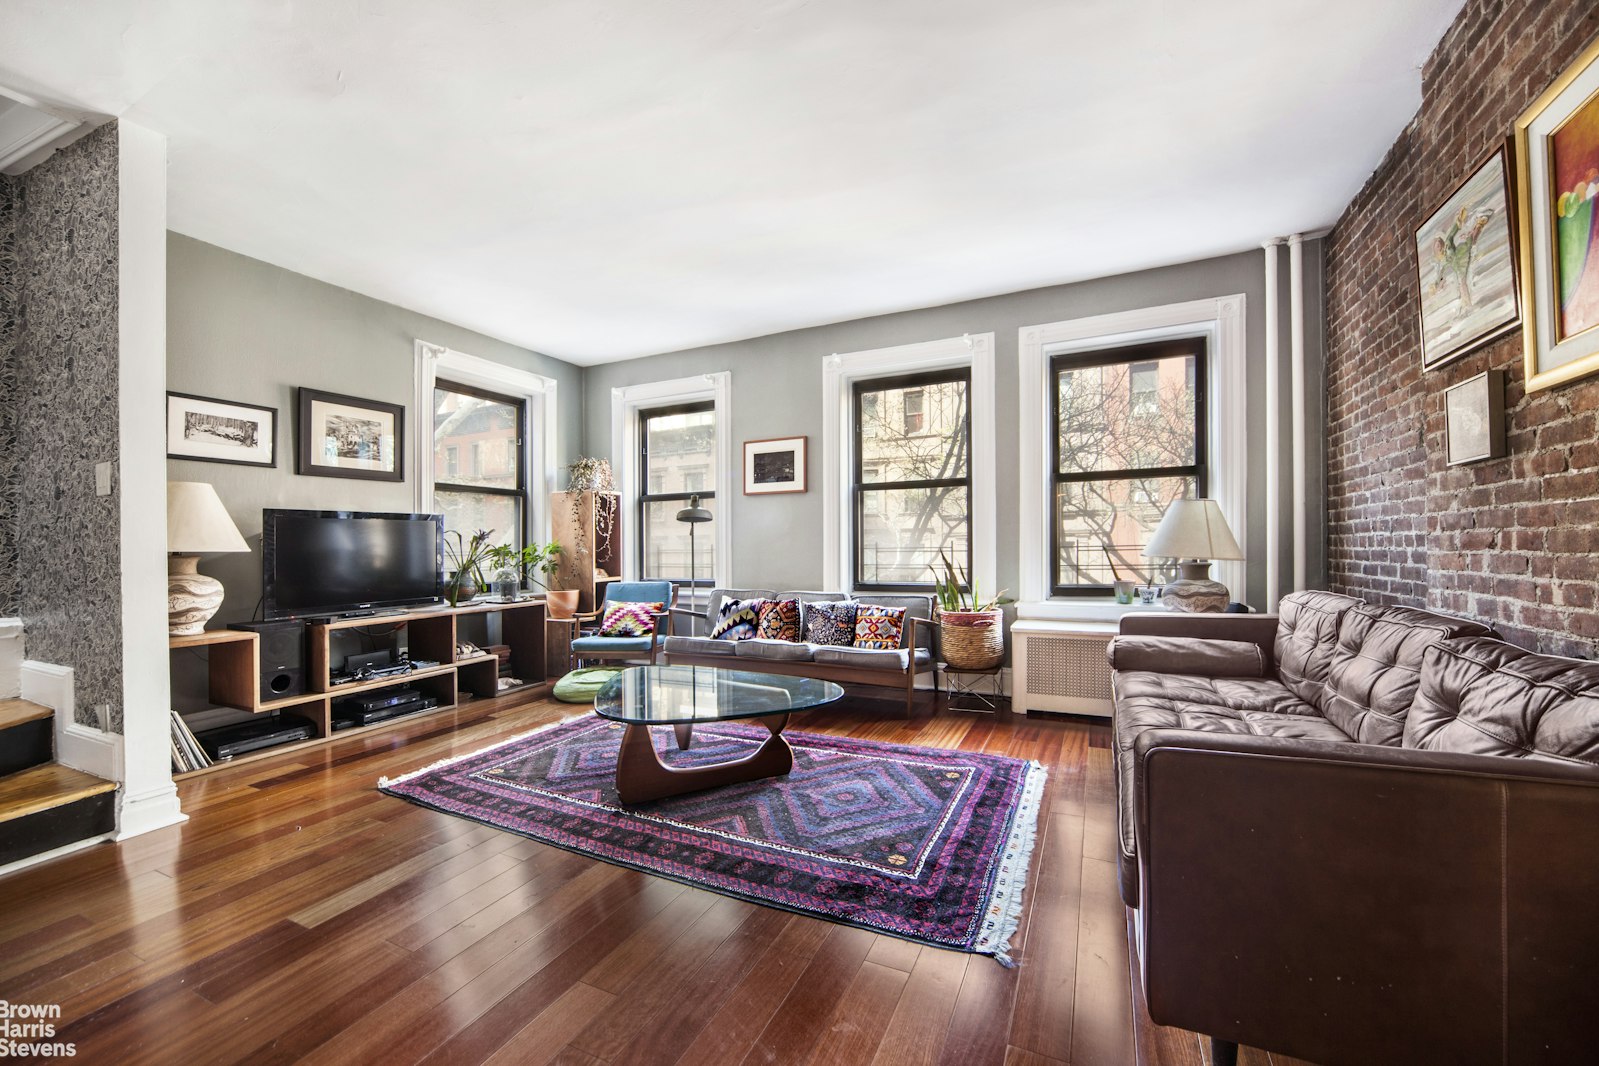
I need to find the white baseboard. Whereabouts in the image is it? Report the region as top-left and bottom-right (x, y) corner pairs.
(115, 784), (186, 840)
(21, 660), (124, 781)
(0, 833), (115, 880)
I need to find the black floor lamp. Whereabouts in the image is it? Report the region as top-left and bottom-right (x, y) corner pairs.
(676, 494), (713, 617)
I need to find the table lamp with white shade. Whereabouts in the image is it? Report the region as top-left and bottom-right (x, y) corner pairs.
(1143, 498), (1243, 612)
(168, 481), (249, 635)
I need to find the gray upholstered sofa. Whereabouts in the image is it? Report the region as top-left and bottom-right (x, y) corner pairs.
(663, 588), (937, 714)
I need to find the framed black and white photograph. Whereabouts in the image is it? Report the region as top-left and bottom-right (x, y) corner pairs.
(1444, 370), (1507, 466)
(296, 387), (405, 481)
(743, 435), (807, 494)
(166, 392), (277, 467)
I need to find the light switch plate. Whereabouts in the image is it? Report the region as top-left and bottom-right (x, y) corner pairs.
(95, 461), (112, 496)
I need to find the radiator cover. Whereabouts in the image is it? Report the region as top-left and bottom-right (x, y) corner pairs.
(1012, 622), (1114, 717)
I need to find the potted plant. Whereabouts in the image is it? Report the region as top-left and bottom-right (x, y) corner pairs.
(1104, 544), (1142, 605)
(929, 551), (1010, 670)
(561, 458), (618, 587)
(484, 540), (569, 613)
(442, 528), (495, 606)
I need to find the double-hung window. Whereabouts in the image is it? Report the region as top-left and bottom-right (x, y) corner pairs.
(1051, 338), (1206, 595)
(639, 401), (716, 585)
(431, 380), (527, 547)
(852, 369), (971, 589)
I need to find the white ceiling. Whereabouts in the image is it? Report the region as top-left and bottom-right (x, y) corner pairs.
(0, 0), (1463, 365)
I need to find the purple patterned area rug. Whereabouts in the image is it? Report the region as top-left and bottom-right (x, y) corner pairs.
(379, 714), (1045, 963)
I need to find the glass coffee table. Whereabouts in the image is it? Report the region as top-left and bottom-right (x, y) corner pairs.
(594, 665), (844, 804)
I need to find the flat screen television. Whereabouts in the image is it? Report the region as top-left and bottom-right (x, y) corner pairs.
(262, 510), (444, 620)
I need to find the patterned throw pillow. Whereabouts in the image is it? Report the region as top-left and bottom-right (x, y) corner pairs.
(599, 601), (665, 637)
(803, 600), (858, 646)
(756, 598), (801, 642)
(854, 604), (907, 650)
(710, 598), (766, 641)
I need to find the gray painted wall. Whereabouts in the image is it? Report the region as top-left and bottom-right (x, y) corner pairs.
(166, 234), (586, 626)
(583, 244), (1328, 609)
(10, 124), (125, 729)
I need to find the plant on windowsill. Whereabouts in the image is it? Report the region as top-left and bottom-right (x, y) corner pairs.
(484, 541), (566, 610)
(1104, 544), (1148, 605)
(930, 551), (1011, 670)
(443, 528), (495, 606)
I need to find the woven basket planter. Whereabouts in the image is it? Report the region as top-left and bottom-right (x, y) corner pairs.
(937, 608), (1004, 670)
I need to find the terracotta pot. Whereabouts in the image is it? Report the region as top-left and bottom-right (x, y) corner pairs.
(545, 589), (580, 619)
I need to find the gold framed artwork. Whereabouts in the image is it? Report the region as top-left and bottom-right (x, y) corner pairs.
(1515, 33), (1599, 391)
(1414, 145), (1520, 371)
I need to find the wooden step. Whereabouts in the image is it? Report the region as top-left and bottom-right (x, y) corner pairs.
(0, 699), (54, 779)
(0, 764), (116, 824)
(0, 698), (52, 731)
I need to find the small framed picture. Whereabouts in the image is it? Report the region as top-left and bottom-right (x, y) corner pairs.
(296, 387), (405, 481)
(1444, 370), (1507, 466)
(743, 435), (807, 494)
(166, 392), (277, 467)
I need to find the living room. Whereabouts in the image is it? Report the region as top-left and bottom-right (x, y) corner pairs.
(0, 0), (1594, 1063)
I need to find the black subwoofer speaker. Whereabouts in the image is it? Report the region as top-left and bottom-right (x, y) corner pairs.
(230, 620), (307, 701)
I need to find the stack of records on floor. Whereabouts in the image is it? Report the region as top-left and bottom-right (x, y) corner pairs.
(489, 644), (524, 691)
(489, 644), (513, 679)
(170, 711), (212, 773)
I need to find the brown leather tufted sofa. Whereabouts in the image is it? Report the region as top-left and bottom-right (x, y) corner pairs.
(1109, 590), (1599, 1066)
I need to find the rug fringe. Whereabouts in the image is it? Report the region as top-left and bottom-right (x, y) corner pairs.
(974, 758), (1049, 967)
(376, 712), (592, 788)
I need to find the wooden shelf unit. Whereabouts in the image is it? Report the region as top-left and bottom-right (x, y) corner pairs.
(169, 599), (552, 780)
(550, 490), (622, 614)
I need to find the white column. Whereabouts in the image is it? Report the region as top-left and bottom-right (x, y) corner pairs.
(116, 120), (186, 839)
(1262, 239), (1283, 611)
(1288, 234), (1308, 593)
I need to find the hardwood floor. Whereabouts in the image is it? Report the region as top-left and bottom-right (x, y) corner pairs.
(0, 689), (1306, 1065)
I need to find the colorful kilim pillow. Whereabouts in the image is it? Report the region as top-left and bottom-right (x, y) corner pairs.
(599, 601), (665, 637)
(803, 600), (858, 646)
(853, 604), (907, 650)
(710, 598), (766, 641)
(756, 598), (801, 642)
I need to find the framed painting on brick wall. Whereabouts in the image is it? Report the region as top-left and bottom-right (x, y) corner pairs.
(1444, 370), (1506, 466)
(1516, 33), (1599, 391)
(1414, 144), (1520, 371)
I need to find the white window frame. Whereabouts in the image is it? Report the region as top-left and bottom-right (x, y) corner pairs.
(1017, 296), (1247, 620)
(822, 334), (997, 597)
(414, 341), (559, 544)
(611, 373), (733, 586)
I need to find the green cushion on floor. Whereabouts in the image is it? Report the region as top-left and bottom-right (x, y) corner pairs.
(553, 666), (626, 704)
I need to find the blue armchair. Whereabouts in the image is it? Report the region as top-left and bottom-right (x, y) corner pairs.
(564, 581), (677, 671)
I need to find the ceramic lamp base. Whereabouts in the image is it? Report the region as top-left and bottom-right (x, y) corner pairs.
(169, 554), (224, 635)
(1162, 578), (1231, 613)
(1160, 559), (1231, 612)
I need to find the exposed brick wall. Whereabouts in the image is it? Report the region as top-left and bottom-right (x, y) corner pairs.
(1326, 0), (1599, 656)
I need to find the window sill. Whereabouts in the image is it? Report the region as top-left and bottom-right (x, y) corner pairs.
(1014, 600), (1170, 623)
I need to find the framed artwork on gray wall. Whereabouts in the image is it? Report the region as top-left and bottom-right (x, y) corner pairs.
(166, 392), (277, 467)
(1444, 370), (1507, 466)
(295, 387), (405, 481)
(743, 435), (807, 494)
(1413, 143), (1520, 371)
